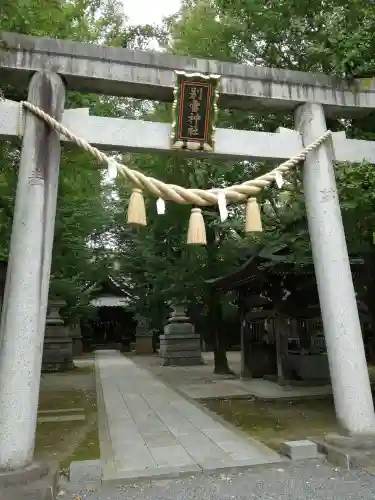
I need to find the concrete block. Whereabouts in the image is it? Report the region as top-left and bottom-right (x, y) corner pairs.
(281, 440), (318, 460)
(69, 460), (102, 483)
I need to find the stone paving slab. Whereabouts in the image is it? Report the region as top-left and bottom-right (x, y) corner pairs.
(178, 379), (332, 400)
(38, 408), (85, 414)
(70, 460), (102, 483)
(95, 350), (282, 483)
(134, 353), (332, 400)
(37, 414), (86, 423)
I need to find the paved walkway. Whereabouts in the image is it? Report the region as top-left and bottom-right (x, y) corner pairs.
(95, 350), (282, 483)
(133, 352), (332, 400)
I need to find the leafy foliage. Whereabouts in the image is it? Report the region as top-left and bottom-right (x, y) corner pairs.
(0, 0), (157, 321)
(112, 0), (375, 351)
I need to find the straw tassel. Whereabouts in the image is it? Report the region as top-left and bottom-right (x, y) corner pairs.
(127, 188), (147, 226)
(187, 208), (207, 245)
(245, 197), (263, 233)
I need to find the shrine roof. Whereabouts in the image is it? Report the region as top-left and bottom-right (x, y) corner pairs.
(206, 244), (364, 293)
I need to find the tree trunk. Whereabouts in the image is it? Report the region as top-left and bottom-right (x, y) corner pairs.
(209, 291), (233, 375)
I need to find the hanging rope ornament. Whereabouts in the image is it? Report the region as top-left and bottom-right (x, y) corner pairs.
(156, 198), (166, 215)
(217, 191), (228, 222)
(127, 189), (147, 226)
(245, 197), (262, 233)
(187, 208), (207, 245)
(18, 100), (332, 246)
(106, 158), (118, 180)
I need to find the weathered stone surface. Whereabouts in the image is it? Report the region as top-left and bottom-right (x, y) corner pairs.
(281, 440), (318, 460)
(42, 326), (73, 372)
(282, 354), (330, 381)
(70, 324), (83, 357)
(164, 323), (195, 335)
(159, 307), (203, 367)
(3, 104), (375, 164)
(42, 301), (73, 372)
(95, 351), (282, 484)
(159, 336), (203, 365)
(38, 408), (84, 415)
(313, 435), (375, 469)
(38, 414), (85, 423)
(50, 460), (375, 500)
(1, 31), (375, 116)
(135, 316), (154, 354)
(325, 433), (375, 450)
(0, 71), (66, 470)
(295, 103), (375, 435)
(160, 350), (202, 358)
(162, 356), (204, 367)
(135, 335), (153, 354)
(69, 460), (102, 483)
(160, 342), (201, 350)
(0, 462), (58, 500)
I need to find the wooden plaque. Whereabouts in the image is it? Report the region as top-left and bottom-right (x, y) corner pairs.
(171, 71), (220, 152)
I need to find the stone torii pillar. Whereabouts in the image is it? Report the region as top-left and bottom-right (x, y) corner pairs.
(0, 71), (65, 492)
(295, 103), (375, 436)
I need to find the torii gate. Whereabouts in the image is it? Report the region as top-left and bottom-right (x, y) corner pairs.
(1, 31), (375, 476)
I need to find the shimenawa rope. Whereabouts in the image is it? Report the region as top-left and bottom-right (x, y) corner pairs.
(18, 100), (331, 243)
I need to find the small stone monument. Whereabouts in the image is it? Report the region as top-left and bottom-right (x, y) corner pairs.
(42, 300), (74, 372)
(159, 305), (203, 366)
(135, 315), (153, 354)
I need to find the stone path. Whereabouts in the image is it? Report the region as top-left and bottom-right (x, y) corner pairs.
(133, 353), (332, 400)
(95, 350), (282, 483)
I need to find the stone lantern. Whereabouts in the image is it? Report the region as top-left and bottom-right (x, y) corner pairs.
(159, 305), (203, 366)
(42, 299), (74, 371)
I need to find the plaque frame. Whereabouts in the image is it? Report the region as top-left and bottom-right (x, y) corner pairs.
(171, 70), (220, 152)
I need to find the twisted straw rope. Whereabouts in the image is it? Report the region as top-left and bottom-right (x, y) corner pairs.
(20, 101), (331, 206)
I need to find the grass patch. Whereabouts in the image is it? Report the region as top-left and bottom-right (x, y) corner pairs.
(35, 387), (99, 468)
(203, 397), (339, 452)
(38, 390), (90, 411)
(60, 427), (100, 469)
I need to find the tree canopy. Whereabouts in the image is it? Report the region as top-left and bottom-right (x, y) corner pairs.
(0, 0), (157, 318)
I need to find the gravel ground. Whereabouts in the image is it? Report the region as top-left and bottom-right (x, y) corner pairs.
(58, 460), (375, 500)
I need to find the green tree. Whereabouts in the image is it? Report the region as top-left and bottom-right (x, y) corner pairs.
(113, 0), (375, 371)
(165, 0), (375, 350)
(0, 0), (157, 322)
